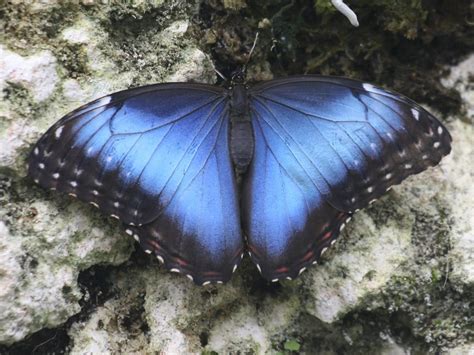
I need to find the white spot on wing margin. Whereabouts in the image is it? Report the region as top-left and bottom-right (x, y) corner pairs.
(55, 126), (64, 138)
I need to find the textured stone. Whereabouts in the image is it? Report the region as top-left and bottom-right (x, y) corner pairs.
(0, 46), (58, 103)
(446, 343), (474, 355)
(0, 1), (472, 353)
(441, 56), (474, 288)
(441, 54), (474, 121)
(222, 0), (247, 10)
(206, 293), (299, 353)
(166, 48), (214, 83)
(443, 119), (474, 288)
(67, 265), (302, 354)
(303, 207), (414, 323)
(0, 195), (132, 345)
(68, 285), (149, 355)
(143, 272), (244, 353)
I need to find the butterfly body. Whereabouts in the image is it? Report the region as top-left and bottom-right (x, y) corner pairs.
(28, 75), (451, 285)
(229, 81), (254, 174)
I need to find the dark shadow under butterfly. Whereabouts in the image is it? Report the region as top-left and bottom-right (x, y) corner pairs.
(28, 74), (452, 285)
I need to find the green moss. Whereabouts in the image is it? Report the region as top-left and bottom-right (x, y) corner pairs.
(82, 1), (201, 86)
(86, 0), (166, 23)
(2, 84), (37, 118)
(359, 0), (427, 39)
(314, 0), (335, 12)
(0, 3), (79, 53)
(283, 339), (301, 351)
(55, 42), (90, 78)
(430, 268), (443, 284)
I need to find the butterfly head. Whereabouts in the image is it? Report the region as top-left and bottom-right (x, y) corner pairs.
(231, 70), (246, 84)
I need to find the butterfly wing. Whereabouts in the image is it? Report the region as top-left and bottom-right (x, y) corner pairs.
(28, 83), (244, 284)
(244, 76), (452, 281)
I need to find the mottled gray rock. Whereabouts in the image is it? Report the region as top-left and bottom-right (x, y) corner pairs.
(302, 204), (414, 323)
(0, 1), (472, 353)
(143, 272), (244, 353)
(441, 55), (474, 288)
(68, 265), (302, 354)
(444, 119), (474, 288)
(206, 291), (300, 353)
(0, 46), (58, 103)
(446, 343), (474, 355)
(441, 55), (474, 122)
(0, 196), (132, 344)
(68, 268), (149, 355)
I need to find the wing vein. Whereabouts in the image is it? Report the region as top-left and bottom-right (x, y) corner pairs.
(256, 97), (355, 177)
(255, 93), (373, 124)
(253, 110), (322, 207)
(139, 98), (227, 216)
(355, 93), (422, 150)
(56, 104), (122, 165)
(252, 102), (332, 197)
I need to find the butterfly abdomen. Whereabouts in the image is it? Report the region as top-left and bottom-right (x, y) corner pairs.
(230, 84), (254, 174)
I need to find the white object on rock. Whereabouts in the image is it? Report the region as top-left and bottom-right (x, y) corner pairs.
(331, 0), (359, 27)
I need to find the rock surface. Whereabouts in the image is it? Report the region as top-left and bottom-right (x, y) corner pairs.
(441, 55), (474, 289)
(0, 46), (58, 103)
(0, 1), (472, 354)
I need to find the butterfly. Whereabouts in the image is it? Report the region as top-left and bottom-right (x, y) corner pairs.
(28, 73), (452, 285)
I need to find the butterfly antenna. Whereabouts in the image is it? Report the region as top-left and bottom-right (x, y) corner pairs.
(243, 32), (260, 74)
(214, 67), (228, 82)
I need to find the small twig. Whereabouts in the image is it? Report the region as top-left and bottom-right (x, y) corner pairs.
(243, 32), (260, 74)
(443, 256), (450, 289)
(247, 32), (260, 63)
(32, 332), (57, 354)
(331, 0), (359, 27)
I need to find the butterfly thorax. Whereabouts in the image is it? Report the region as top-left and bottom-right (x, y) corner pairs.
(229, 83), (254, 175)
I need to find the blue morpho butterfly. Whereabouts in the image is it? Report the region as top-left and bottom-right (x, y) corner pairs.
(28, 71), (452, 285)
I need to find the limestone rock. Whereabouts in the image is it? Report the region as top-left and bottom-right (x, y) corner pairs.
(0, 46), (58, 103)
(0, 1), (472, 353)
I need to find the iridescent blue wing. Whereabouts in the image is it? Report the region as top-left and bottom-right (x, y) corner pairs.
(244, 76), (452, 282)
(28, 84), (244, 285)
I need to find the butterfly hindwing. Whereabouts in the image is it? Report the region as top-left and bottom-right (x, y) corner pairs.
(243, 76), (451, 281)
(242, 110), (352, 281)
(28, 83), (244, 284)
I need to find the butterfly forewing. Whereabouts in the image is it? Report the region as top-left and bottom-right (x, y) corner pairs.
(28, 83), (244, 285)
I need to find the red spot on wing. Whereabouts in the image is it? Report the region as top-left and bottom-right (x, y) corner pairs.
(203, 271), (224, 277)
(232, 248), (243, 259)
(148, 240), (162, 250)
(302, 250), (315, 261)
(175, 257), (189, 267)
(275, 266), (289, 273)
(321, 231), (332, 241)
(248, 244), (258, 254)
